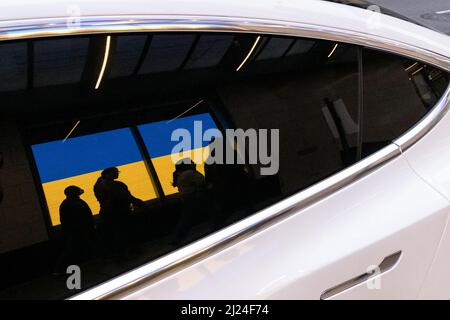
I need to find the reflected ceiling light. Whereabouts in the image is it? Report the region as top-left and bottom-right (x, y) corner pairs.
(411, 66), (424, 76)
(405, 62), (418, 72)
(236, 36), (261, 72)
(95, 35), (111, 90)
(327, 43), (338, 58)
(167, 99), (204, 123)
(62, 120), (81, 143)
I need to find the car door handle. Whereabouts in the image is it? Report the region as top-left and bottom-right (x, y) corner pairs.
(320, 251), (402, 300)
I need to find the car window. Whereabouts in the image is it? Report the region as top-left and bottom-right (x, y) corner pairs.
(0, 32), (447, 299)
(361, 48), (449, 154)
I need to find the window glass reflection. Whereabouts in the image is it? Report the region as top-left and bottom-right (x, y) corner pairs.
(0, 42), (27, 92)
(108, 35), (147, 78)
(138, 112), (220, 195)
(184, 35), (233, 69)
(255, 37), (294, 60)
(34, 38), (88, 87)
(31, 128), (157, 225)
(285, 39), (316, 56)
(361, 49), (448, 154)
(138, 34), (196, 74)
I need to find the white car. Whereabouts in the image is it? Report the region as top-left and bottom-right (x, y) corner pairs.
(0, 0), (449, 300)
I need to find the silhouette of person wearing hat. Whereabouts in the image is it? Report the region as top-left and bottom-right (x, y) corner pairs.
(55, 185), (95, 273)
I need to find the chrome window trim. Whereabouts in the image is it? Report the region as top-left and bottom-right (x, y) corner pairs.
(394, 85), (450, 151)
(0, 15), (447, 300)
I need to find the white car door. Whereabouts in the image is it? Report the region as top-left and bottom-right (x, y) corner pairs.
(397, 88), (450, 299)
(113, 151), (448, 299)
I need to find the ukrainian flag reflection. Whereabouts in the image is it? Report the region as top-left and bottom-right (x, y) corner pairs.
(32, 128), (156, 226)
(31, 113), (219, 226)
(138, 113), (219, 195)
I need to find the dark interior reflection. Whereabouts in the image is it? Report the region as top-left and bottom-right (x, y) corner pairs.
(0, 32), (448, 299)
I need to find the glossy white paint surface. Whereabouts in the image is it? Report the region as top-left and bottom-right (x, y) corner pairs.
(401, 97), (450, 299)
(123, 156), (449, 299)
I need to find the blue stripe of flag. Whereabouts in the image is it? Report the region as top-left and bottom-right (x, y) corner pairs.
(32, 128), (142, 183)
(137, 113), (218, 158)
(32, 113), (219, 183)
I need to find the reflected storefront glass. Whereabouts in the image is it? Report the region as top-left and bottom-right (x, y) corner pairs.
(33, 37), (88, 87)
(138, 112), (220, 195)
(31, 128), (157, 225)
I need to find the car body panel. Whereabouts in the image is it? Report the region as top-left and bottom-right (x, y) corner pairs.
(121, 155), (448, 299)
(400, 94), (450, 299)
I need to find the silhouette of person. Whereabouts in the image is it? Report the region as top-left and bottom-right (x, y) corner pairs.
(54, 185), (95, 273)
(204, 138), (252, 229)
(94, 167), (144, 259)
(171, 158), (207, 245)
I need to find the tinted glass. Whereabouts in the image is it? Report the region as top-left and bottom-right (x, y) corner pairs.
(138, 34), (196, 74)
(0, 42), (27, 92)
(184, 35), (234, 69)
(255, 37), (295, 60)
(217, 41), (360, 197)
(362, 49), (449, 154)
(33, 38), (88, 87)
(108, 35), (147, 78)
